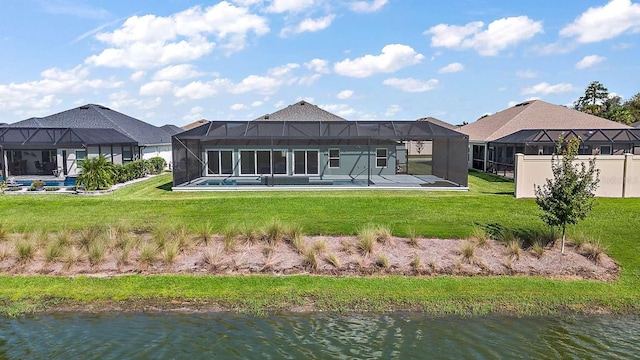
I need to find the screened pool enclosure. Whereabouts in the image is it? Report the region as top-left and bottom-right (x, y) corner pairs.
(172, 120), (469, 190)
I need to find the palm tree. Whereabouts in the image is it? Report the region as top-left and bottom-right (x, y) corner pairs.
(76, 154), (115, 191)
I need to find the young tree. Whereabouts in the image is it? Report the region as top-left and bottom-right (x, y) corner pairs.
(534, 136), (600, 254)
(624, 92), (640, 124)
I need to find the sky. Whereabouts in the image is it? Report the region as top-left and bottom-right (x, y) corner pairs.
(0, 0), (639, 127)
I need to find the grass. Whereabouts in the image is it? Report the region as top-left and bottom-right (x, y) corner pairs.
(15, 238), (36, 262)
(302, 249), (318, 271)
(505, 240), (523, 261)
(356, 225), (377, 256)
(325, 252), (340, 269)
(459, 242), (478, 264)
(0, 171), (639, 316)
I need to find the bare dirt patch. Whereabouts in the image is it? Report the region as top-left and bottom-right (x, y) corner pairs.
(0, 234), (619, 281)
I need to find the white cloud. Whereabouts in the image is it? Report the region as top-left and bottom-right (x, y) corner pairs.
(383, 77), (438, 92)
(516, 70), (538, 78)
(508, 97), (539, 107)
(334, 44), (425, 78)
(521, 82), (577, 95)
(298, 74), (322, 86)
(576, 55), (606, 69)
(130, 70), (146, 81)
(426, 16), (543, 56)
(320, 103), (357, 117)
(560, 0), (640, 43)
(384, 104), (402, 117)
(530, 41), (576, 56)
(40, 0), (110, 19)
(274, 100), (286, 107)
(350, 0), (389, 13)
(0, 65), (122, 111)
(281, 14), (335, 36)
(251, 100), (263, 107)
(230, 75), (282, 94)
(438, 62), (464, 73)
(182, 105), (204, 121)
(230, 103), (248, 110)
(174, 79), (230, 99)
(109, 90), (162, 110)
(337, 90), (354, 99)
(86, 2), (269, 69)
(267, 63), (299, 77)
(139, 80), (173, 96)
(266, 0), (316, 13)
(305, 58), (331, 74)
(153, 64), (203, 81)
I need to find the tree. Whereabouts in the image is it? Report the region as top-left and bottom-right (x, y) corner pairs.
(76, 154), (115, 191)
(573, 81), (609, 115)
(534, 136), (600, 254)
(624, 92), (640, 124)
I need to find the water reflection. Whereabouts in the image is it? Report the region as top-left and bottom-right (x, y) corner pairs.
(0, 312), (637, 359)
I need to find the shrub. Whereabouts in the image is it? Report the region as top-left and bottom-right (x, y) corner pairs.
(138, 243), (158, 265)
(302, 249), (318, 271)
(505, 240), (523, 260)
(238, 222), (262, 244)
(407, 228), (419, 247)
(264, 219), (286, 246)
(284, 223), (303, 242)
(411, 253), (422, 273)
(63, 247), (82, 270)
(222, 225), (238, 252)
(325, 252), (340, 269)
(196, 222), (214, 245)
(289, 234), (306, 254)
(312, 239), (327, 254)
(45, 240), (63, 263)
(162, 241), (180, 264)
(0, 223), (8, 242)
(76, 155), (115, 191)
(374, 253), (390, 269)
(471, 226), (490, 248)
(374, 225), (393, 244)
(356, 225), (377, 256)
(88, 240), (107, 266)
(460, 242), (477, 264)
(29, 180), (45, 191)
(15, 239), (35, 262)
(579, 241), (606, 263)
(530, 241), (544, 258)
(45, 187), (60, 192)
(202, 247), (223, 268)
(146, 157), (166, 175)
(0, 244), (11, 261)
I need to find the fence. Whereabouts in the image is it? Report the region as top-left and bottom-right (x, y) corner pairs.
(514, 153), (640, 198)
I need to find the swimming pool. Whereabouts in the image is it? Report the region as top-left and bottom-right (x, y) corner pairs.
(0, 177), (76, 187)
(192, 177), (369, 187)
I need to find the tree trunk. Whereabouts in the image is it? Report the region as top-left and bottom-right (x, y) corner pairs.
(561, 226), (566, 254)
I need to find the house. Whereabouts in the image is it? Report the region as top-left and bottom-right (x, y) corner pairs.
(172, 101), (469, 189)
(406, 117), (459, 156)
(459, 100), (631, 174)
(1, 104), (181, 178)
(182, 119), (210, 131)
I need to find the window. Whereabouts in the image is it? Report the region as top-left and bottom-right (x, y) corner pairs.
(239, 150), (287, 175)
(599, 145), (612, 155)
(122, 147), (133, 164)
(376, 148), (388, 168)
(328, 149), (340, 168)
(293, 150), (319, 175)
(207, 150), (233, 175)
(76, 150), (86, 167)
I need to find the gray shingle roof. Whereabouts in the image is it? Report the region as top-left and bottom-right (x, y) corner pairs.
(9, 104), (176, 146)
(253, 101), (346, 122)
(459, 100), (630, 142)
(417, 117), (459, 131)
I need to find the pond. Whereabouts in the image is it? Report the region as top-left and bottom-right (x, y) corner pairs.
(1, 312), (637, 359)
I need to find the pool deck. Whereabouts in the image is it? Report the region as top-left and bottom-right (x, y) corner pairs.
(173, 175), (468, 192)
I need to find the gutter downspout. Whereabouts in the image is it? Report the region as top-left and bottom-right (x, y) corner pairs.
(367, 137), (371, 186)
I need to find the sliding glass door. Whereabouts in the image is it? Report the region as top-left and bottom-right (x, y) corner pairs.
(239, 150), (289, 175)
(293, 150), (319, 175)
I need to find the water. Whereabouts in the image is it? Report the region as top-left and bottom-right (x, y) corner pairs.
(0, 176), (76, 187)
(1, 313), (638, 359)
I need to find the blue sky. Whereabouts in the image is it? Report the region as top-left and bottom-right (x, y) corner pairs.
(0, 0), (639, 126)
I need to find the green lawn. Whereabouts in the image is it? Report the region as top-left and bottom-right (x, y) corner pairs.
(1, 171), (639, 316)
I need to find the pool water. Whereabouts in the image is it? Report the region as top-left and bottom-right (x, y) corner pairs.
(1, 177), (76, 187)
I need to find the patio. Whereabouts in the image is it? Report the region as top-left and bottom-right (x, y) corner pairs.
(172, 174), (467, 191)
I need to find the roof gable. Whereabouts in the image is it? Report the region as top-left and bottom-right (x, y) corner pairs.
(253, 101), (346, 122)
(9, 104), (175, 145)
(459, 100), (630, 142)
